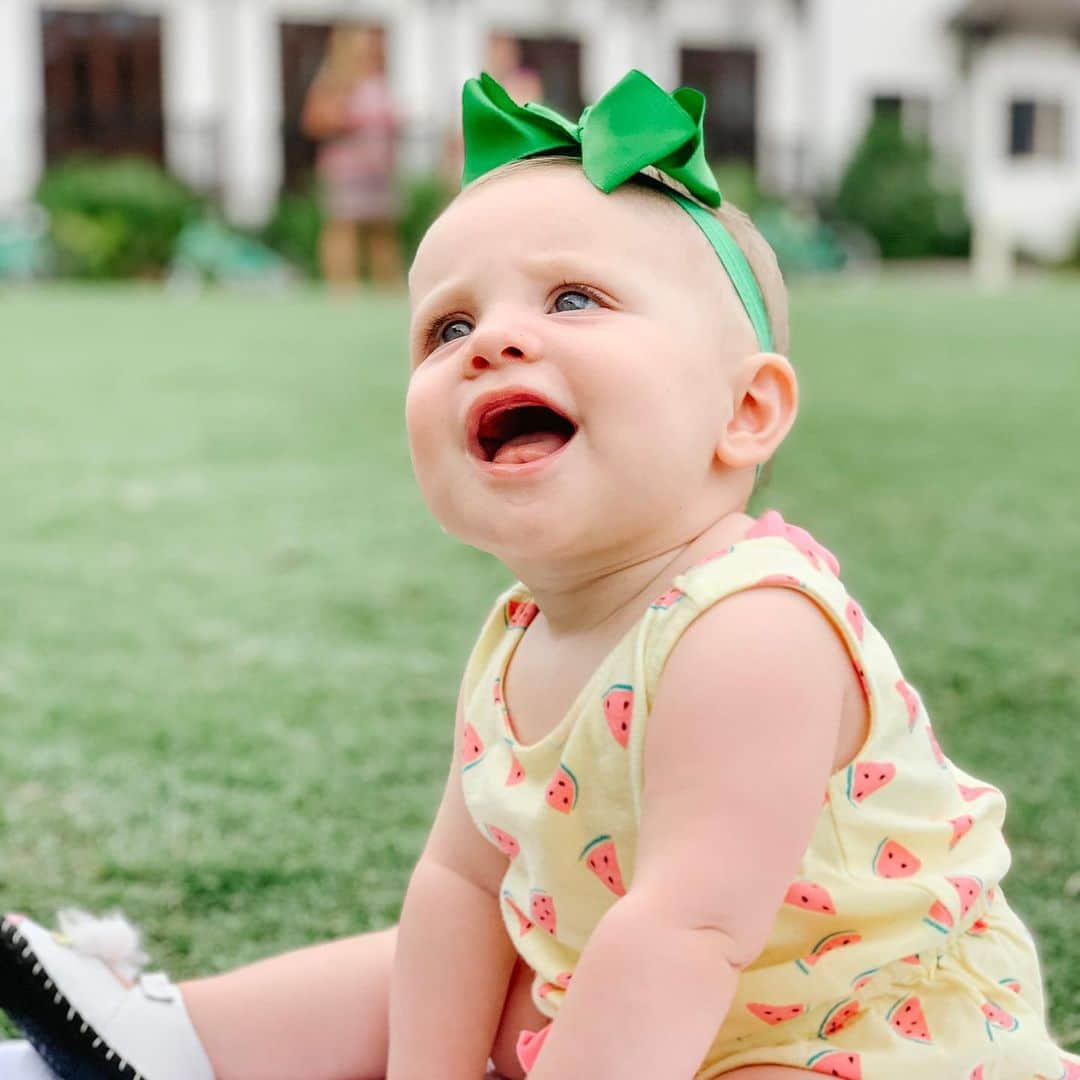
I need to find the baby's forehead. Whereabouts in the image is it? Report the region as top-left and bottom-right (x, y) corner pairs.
(409, 165), (721, 305)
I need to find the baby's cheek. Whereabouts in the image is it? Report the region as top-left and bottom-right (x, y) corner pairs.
(403, 382), (445, 464)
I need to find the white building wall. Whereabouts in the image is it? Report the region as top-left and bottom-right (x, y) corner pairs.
(2, 0), (1078, 252)
(967, 33), (1080, 260)
(809, 0), (966, 188)
(0, 0), (44, 213)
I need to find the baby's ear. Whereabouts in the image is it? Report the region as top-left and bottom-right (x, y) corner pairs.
(714, 352), (798, 470)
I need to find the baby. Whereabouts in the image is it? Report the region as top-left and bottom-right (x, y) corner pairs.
(1, 71), (1077, 1080)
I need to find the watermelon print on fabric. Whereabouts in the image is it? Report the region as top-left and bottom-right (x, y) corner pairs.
(456, 508), (1076, 1077)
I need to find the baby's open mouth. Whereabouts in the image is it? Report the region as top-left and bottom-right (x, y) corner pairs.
(476, 403), (578, 466)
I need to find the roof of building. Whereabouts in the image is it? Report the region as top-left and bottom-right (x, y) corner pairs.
(950, 0), (1080, 34)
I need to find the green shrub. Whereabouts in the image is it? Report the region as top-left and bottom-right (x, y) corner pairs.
(397, 172), (454, 266)
(833, 115), (971, 259)
(261, 172), (453, 279)
(711, 160), (765, 216)
(1058, 225), (1080, 271)
(35, 156), (201, 278)
(261, 183), (322, 278)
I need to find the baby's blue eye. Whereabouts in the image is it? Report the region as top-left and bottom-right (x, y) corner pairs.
(439, 319), (472, 344)
(553, 290), (598, 313)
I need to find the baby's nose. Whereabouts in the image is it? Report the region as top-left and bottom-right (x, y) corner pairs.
(466, 328), (543, 373)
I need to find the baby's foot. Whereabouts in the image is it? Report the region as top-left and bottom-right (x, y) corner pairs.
(0, 912), (213, 1080)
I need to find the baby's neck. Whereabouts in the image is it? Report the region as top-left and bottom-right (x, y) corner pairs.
(517, 510), (756, 641)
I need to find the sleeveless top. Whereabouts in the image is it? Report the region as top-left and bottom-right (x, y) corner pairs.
(457, 510), (1037, 1057)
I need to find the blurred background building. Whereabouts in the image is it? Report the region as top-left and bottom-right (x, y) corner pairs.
(1, 0), (1077, 261)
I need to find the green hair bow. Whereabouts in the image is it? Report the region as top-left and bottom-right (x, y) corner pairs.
(460, 68), (774, 354)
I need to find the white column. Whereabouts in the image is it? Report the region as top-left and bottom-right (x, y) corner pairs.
(758, 1), (804, 196)
(0, 0), (45, 212)
(162, 0), (219, 194)
(220, 0), (282, 227)
(584, 0), (637, 99)
(447, 0), (485, 103)
(388, 0), (438, 173)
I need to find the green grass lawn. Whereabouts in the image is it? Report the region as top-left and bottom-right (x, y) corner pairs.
(1, 279), (1077, 1051)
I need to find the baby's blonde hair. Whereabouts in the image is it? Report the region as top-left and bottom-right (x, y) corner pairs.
(459, 155), (790, 357)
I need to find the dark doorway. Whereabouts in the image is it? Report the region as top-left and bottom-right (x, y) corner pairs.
(679, 48), (757, 164)
(280, 21), (331, 189)
(41, 7), (164, 163)
(516, 36), (583, 117)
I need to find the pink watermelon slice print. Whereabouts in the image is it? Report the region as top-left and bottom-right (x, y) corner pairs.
(755, 573), (804, 589)
(746, 1002), (805, 1025)
(796, 930), (862, 973)
(949, 814), (975, 849)
(580, 834), (627, 896)
(545, 762), (579, 813)
(603, 684), (634, 748)
(886, 995), (933, 1044)
(505, 599), (539, 628)
(650, 586), (685, 610)
(997, 976), (1021, 993)
(948, 875), (983, 918)
(784, 880), (836, 915)
(895, 678), (921, 731)
(485, 824), (520, 859)
(503, 746), (525, 786)
(461, 722), (485, 771)
(537, 971), (572, 999)
(844, 599), (865, 642)
(745, 511), (841, 576)
(687, 546), (732, 571)
(530, 890), (557, 936)
(818, 998), (861, 1038)
(926, 725), (947, 767)
(923, 899), (954, 934)
(788, 523), (841, 576)
(807, 1049), (862, 1078)
(846, 761), (896, 805)
(966, 918), (989, 936)
(981, 999), (1019, 1037)
(958, 782), (998, 802)
(970, 1067), (984, 1080)
(850, 967), (880, 991)
(1057, 1058), (1080, 1080)
(502, 891), (534, 936)
(872, 838), (921, 878)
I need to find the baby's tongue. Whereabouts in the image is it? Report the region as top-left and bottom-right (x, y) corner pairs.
(492, 431), (567, 465)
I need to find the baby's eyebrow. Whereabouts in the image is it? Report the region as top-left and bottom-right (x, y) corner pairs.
(410, 275), (470, 328)
(518, 251), (622, 282)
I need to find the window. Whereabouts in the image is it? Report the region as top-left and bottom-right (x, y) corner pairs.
(41, 8), (164, 163)
(1009, 99), (1066, 161)
(681, 48), (757, 163)
(873, 94), (931, 139)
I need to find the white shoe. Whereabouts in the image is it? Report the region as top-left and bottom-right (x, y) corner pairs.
(0, 912), (214, 1080)
(0, 1040), (61, 1078)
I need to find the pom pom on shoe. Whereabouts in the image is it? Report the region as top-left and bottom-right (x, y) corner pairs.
(56, 908), (149, 983)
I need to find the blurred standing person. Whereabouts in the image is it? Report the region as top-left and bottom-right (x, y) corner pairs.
(302, 24), (402, 289)
(441, 32), (543, 184)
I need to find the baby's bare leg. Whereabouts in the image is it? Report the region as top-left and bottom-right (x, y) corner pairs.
(181, 927), (395, 1080)
(180, 924), (546, 1080)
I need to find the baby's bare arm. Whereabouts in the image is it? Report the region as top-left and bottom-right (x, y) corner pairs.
(387, 677), (519, 1080)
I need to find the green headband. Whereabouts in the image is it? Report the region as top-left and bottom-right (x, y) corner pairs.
(460, 68), (774, 354)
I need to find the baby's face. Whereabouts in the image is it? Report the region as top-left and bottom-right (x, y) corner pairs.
(405, 165), (760, 570)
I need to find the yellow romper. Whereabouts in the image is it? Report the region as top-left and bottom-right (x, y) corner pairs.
(459, 510), (1079, 1079)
